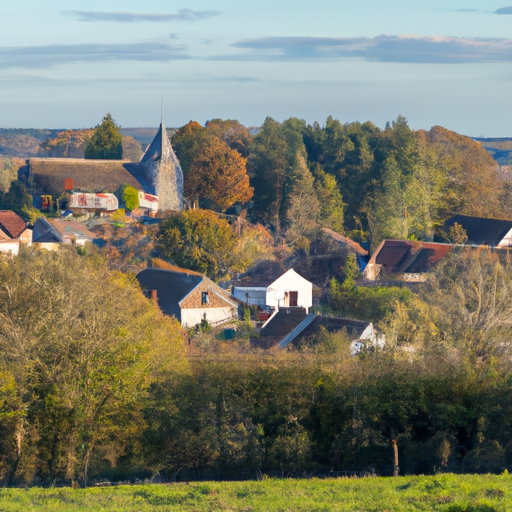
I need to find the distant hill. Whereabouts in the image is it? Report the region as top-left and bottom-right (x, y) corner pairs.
(474, 137), (512, 165)
(0, 128), (152, 161)
(0, 129), (61, 157)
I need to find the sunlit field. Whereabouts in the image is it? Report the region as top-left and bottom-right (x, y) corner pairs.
(0, 474), (510, 511)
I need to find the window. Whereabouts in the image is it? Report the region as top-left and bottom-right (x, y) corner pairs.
(202, 291), (209, 304)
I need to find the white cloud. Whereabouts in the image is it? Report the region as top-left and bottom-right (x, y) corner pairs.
(0, 42), (190, 69)
(219, 35), (512, 64)
(63, 10), (221, 23)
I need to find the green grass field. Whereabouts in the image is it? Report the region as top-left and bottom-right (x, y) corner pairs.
(0, 474), (509, 511)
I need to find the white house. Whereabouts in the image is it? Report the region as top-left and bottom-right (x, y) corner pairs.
(233, 267), (313, 312)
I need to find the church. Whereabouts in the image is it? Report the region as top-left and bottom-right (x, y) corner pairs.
(19, 122), (184, 213)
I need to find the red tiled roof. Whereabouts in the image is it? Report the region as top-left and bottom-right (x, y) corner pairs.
(368, 239), (453, 275)
(0, 211), (27, 239)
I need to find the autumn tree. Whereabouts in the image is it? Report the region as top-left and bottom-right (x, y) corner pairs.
(206, 118), (253, 157)
(171, 120), (203, 174)
(85, 113), (123, 160)
(185, 134), (253, 210)
(0, 247), (186, 485)
(424, 125), (503, 218)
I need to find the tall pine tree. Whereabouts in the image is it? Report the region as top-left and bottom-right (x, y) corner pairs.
(85, 113), (123, 160)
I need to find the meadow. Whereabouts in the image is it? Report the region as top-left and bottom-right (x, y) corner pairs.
(0, 474), (509, 511)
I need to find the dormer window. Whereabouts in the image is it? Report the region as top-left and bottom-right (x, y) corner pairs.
(202, 291), (209, 304)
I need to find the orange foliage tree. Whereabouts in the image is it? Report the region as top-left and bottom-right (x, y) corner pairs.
(185, 134), (253, 211)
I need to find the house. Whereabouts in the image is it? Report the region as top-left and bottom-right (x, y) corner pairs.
(0, 240), (21, 256)
(0, 210), (32, 244)
(32, 217), (97, 249)
(20, 121), (183, 212)
(364, 239), (453, 282)
(253, 308), (385, 353)
(136, 264), (239, 328)
(232, 263), (313, 311)
(442, 214), (512, 247)
(278, 315), (385, 355)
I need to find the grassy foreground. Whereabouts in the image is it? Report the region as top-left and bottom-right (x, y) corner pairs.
(0, 474), (510, 511)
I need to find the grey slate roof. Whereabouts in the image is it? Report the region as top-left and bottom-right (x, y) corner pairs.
(443, 214), (512, 246)
(136, 268), (202, 322)
(259, 307), (308, 337)
(293, 316), (370, 343)
(233, 260), (288, 288)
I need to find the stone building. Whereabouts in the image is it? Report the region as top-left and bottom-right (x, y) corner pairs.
(137, 264), (239, 328)
(21, 121), (183, 212)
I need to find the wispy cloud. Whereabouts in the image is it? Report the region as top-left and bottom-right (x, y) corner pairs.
(495, 6), (512, 14)
(216, 35), (512, 64)
(0, 42), (190, 69)
(63, 9), (221, 23)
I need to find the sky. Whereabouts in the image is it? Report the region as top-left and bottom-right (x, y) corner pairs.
(1, 1), (512, 136)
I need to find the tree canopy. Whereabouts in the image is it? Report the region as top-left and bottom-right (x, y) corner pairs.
(158, 209), (237, 280)
(85, 113), (123, 160)
(172, 121), (253, 211)
(0, 247), (186, 485)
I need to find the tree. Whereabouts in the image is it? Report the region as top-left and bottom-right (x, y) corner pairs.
(205, 119), (253, 157)
(0, 247), (186, 485)
(250, 118), (289, 231)
(171, 121), (204, 174)
(85, 113), (123, 160)
(158, 209), (236, 280)
(424, 125), (503, 218)
(285, 153), (320, 246)
(313, 164), (345, 232)
(122, 185), (139, 211)
(185, 134), (253, 211)
(1, 181), (31, 214)
(0, 160), (19, 193)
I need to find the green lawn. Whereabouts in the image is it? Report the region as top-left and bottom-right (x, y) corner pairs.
(0, 474), (509, 511)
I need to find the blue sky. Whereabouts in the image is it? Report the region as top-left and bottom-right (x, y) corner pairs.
(1, 0), (512, 136)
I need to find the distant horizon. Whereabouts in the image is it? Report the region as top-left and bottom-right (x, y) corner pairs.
(2, 1), (512, 137)
(0, 122), (510, 141)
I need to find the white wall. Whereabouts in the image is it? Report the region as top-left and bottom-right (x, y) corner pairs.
(181, 307), (235, 328)
(498, 227), (512, 247)
(266, 269), (312, 311)
(232, 287), (266, 306)
(0, 241), (20, 255)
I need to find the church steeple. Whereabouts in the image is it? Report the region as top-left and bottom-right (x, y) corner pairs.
(138, 121), (184, 211)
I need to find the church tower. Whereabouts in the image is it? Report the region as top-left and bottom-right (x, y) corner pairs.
(140, 122), (184, 211)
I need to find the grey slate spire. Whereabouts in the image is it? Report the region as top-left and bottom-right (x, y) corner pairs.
(140, 122), (184, 211)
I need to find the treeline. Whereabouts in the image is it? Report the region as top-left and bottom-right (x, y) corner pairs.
(1, 248), (512, 484)
(172, 117), (507, 248)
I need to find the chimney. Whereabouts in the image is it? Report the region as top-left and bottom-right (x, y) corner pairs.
(151, 289), (157, 303)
